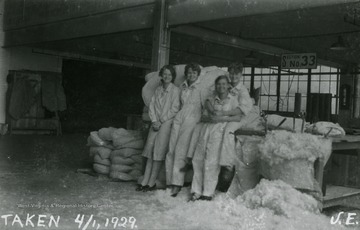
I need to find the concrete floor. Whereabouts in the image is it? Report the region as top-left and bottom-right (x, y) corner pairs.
(0, 134), (358, 230)
(0, 134), (91, 173)
(0, 134), (150, 230)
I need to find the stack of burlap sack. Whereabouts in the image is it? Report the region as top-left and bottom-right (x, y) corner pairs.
(87, 127), (144, 181)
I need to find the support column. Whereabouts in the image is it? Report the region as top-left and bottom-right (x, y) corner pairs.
(151, 0), (170, 71)
(338, 67), (354, 127)
(0, 0), (10, 125)
(354, 68), (360, 119)
(276, 66), (281, 112)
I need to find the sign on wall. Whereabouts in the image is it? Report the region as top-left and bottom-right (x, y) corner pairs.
(281, 53), (317, 69)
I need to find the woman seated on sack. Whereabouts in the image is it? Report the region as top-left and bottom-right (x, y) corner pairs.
(136, 65), (181, 192)
(190, 75), (243, 201)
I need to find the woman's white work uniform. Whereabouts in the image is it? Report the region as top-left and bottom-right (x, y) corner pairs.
(191, 93), (240, 197)
(165, 79), (203, 186)
(219, 83), (253, 167)
(142, 83), (181, 161)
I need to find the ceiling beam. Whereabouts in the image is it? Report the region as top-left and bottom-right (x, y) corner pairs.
(32, 48), (151, 69)
(168, 0), (360, 26)
(172, 25), (344, 68)
(3, 0), (156, 30)
(4, 0), (359, 48)
(4, 3), (155, 47)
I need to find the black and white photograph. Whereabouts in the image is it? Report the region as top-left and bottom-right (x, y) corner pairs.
(0, 0), (360, 229)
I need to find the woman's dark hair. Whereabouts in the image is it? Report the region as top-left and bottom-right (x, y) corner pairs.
(228, 62), (244, 75)
(215, 75), (230, 85)
(184, 63), (201, 76)
(159, 65), (176, 83)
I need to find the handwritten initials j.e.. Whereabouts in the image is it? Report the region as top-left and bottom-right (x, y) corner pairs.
(330, 212), (357, 225)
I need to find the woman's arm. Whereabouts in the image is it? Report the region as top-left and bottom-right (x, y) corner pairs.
(201, 114), (211, 122)
(209, 115), (242, 123)
(216, 108), (242, 116)
(159, 87), (181, 123)
(216, 89), (251, 117)
(149, 90), (162, 131)
(205, 99), (215, 115)
(148, 94), (158, 123)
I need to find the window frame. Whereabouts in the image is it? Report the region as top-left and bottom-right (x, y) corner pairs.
(242, 65), (340, 116)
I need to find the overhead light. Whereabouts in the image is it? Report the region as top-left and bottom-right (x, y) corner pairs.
(330, 36), (349, 51)
(244, 51), (257, 62)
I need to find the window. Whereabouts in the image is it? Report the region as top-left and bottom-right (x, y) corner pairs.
(242, 67), (252, 90)
(242, 65), (339, 115)
(278, 69), (308, 113)
(310, 66), (339, 114)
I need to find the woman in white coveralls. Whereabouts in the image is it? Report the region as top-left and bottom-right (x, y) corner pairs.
(219, 63), (253, 173)
(184, 63), (254, 188)
(190, 75), (243, 201)
(166, 63), (203, 197)
(137, 65), (181, 192)
(220, 63), (261, 198)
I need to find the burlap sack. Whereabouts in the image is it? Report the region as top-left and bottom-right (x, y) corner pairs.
(94, 154), (111, 166)
(120, 139), (144, 149)
(90, 147), (112, 159)
(93, 163), (110, 174)
(266, 115), (303, 132)
(112, 128), (144, 149)
(90, 131), (105, 146)
(98, 127), (117, 141)
(129, 169), (142, 180)
(87, 133), (110, 147)
(111, 148), (142, 158)
(131, 155), (144, 165)
(110, 164), (133, 173)
(109, 171), (134, 181)
(110, 155), (135, 165)
(133, 163), (143, 171)
(305, 121), (345, 137)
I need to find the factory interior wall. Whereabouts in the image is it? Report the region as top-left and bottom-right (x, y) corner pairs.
(0, 0), (7, 124)
(0, 46), (62, 124)
(61, 59), (145, 133)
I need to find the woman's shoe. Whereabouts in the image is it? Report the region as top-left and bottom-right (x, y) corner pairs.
(135, 185), (145, 191)
(200, 196), (212, 201)
(170, 186), (181, 197)
(188, 193), (201, 202)
(170, 193), (178, 197)
(180, 163), (192, 172)
(142, 184), (156, 192)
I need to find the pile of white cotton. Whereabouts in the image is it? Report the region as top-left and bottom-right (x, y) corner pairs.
(258, 130), (332, 165)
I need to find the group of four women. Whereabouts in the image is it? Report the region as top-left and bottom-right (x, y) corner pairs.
(137, 63), (253, 201)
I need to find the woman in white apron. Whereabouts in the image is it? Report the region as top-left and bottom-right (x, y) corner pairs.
(137, 65), (181, 192)
(190, 75), (243, 201)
